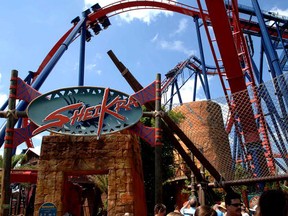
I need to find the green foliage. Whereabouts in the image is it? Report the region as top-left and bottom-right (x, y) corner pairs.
(181, 179), (192, 195)
(0, 154), (29, 169)
(167, 109), (185, 124)
(88, 175), (108, 210)
(280, 181), (288, 192)
(0, 153), (35, 196)
(11, 154), (27, 168)
(0, 155), (3, 168)
(234, 164), (252, 180)
(89, 175), (108, 194)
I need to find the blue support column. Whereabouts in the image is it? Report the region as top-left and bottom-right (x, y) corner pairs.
(169, 83), (175, 111)
(252, 0), (283, 76)
(79, 10), (90, 86)
(194, 16), (211, 99)
(32, 18), (86, 91)
(252, 0), (288, 109)
(78, 22), (86, 86)
(175, 81), (183, 105)
(193, 73), (198, 101)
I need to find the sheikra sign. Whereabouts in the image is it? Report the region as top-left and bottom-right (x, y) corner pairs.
(27, 87), (143, 138)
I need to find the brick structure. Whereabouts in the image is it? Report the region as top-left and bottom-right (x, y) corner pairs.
(173, 101), (233, 180)
(34, 130), (146, 216)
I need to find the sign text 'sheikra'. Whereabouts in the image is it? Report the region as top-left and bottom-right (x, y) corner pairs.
(27, 87), (143, 137)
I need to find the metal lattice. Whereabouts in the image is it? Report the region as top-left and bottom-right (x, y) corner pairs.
(171, 72), (288, 181)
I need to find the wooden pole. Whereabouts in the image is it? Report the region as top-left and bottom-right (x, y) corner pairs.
(155, 73), (163, 204)
(190, 153), (197, 196)
(1, 70), (18, 215)
(107, 50), (233, 193)
(108, 50), (213, 183)
(107, 50), (144, 92)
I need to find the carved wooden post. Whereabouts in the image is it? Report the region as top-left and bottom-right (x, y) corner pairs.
(1, 70), (18, 216)
(155, 73), (163, 204)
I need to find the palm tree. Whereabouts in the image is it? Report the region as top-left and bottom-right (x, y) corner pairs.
(88, 174), (108, 211)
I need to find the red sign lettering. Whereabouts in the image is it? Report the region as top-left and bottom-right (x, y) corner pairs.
(32, 88), (140, 137)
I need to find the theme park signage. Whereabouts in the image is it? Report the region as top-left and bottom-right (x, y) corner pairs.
(27, 87), (143, 137)
(38, 202), (57, 216)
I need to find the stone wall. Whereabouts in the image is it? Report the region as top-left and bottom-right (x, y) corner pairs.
(173, 101), (233, 180)
(34, 130), (147, 216)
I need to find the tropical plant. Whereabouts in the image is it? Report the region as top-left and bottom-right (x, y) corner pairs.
(87, 174), (109, 212)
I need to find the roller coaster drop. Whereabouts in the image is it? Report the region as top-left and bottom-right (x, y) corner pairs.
(0, 0), (288, 214)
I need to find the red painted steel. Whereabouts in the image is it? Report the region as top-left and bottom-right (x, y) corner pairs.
(204, 0), (271, 175)
(205, 0), (260, 143)
(10, 170), (38, 184)
(27, 0), (282, 175)
(33, 0), (287, 83)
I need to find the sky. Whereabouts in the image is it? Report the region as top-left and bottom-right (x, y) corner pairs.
(0, 0), (287, 155)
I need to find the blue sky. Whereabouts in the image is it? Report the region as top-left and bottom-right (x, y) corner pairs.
(0, 0), (287, 155)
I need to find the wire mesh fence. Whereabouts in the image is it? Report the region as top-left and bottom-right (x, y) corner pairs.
(171, 72), (288, 182)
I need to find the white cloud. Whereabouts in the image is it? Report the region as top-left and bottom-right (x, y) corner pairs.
(0, 93), (8, 156)
(33, 133), (44, 141)
(30, 145), (41, 155)
(163, 79), (197, 106)
(84, 0), (174, 24)
(151, 34), (159, 42)
(0, 93), (7, 107)
(159, 39), (195, 56)
(116, 9), (172, 25)
(74, 62), (101, 75)
(163, 75), (215, 106)
(86, 63), (97, 71)
(177, 78), (204, 102)
(95, 70), (102, 75)
(13, 133), (45, 155)
(270, 7), (288, 17)
(267, 7), (288, 26)
(86, 63), (102, 75)
(172, 18), (188, 35)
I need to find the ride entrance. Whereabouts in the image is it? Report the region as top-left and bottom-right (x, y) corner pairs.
(0, 0), (288, 215)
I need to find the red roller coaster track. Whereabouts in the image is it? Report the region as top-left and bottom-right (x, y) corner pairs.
(2, 2), (288, 215)
(29, 0), (277, 175)
(10, 0), (287, 184)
